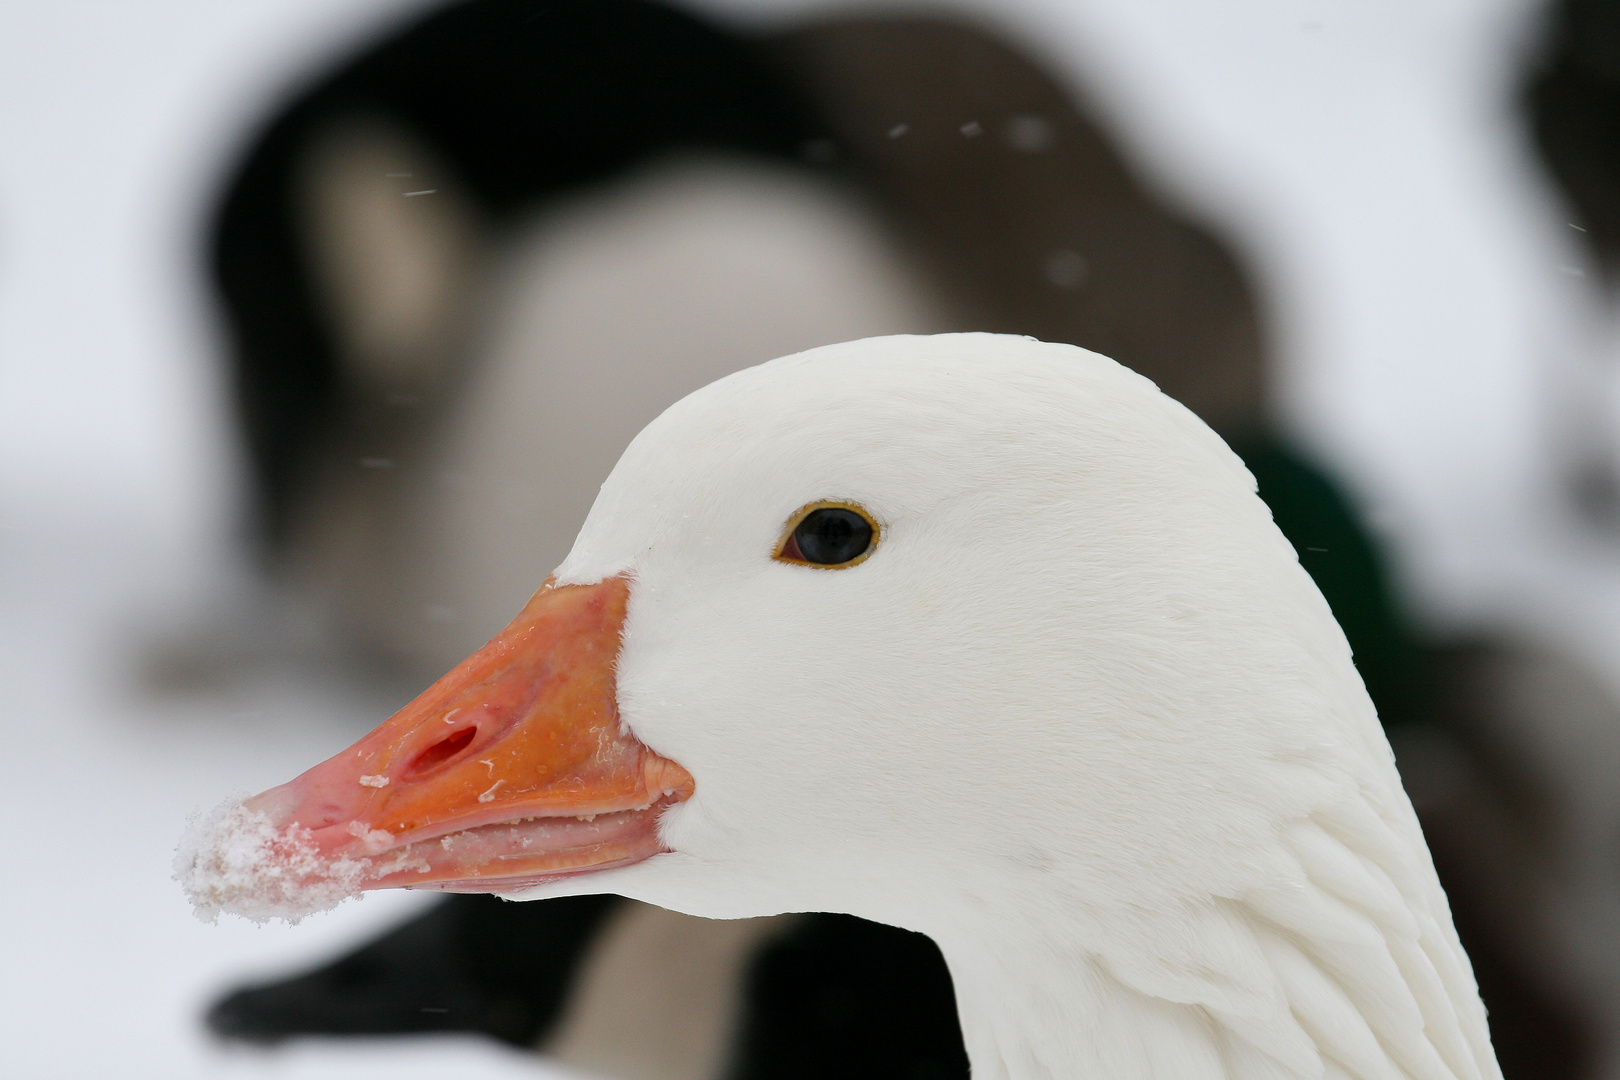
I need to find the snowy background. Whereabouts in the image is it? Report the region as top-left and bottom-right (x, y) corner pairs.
(0, 0), (1608, 1076)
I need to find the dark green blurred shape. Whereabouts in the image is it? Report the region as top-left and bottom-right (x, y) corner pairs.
(1233, 439), (1427, 730)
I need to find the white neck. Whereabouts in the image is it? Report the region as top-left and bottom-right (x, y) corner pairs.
(911, 800), (1502, 1080)
(935, 922), (1225, 1080)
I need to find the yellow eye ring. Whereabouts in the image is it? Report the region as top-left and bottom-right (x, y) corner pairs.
(774, 501), (881, 569)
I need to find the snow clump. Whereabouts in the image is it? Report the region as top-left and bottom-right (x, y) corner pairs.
(174, 797), (371, 924)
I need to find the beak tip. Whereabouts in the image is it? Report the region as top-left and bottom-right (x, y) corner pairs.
(240, 782), (296, 824)
(176, 795), (369, 924)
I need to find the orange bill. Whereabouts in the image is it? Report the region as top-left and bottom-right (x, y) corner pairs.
(242, 575), (692, 894)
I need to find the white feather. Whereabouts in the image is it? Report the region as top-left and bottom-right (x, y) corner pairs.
(512, 332), (1499, 1080)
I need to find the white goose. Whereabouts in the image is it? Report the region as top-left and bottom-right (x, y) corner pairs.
(182, 332), (1501, 1080)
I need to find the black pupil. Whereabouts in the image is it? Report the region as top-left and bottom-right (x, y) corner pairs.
(794, 508), (873, 565)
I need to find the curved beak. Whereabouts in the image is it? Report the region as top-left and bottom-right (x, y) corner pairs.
(230, 576), (692, 897)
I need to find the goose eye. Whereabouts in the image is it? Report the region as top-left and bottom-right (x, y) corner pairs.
(777, 503), (879, 568)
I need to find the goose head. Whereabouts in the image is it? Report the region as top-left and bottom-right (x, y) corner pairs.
(182, 333), (1499, 1080)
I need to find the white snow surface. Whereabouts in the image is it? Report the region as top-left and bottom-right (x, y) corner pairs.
(176, 798), (371, 925)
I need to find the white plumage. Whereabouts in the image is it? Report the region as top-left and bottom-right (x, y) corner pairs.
(531, 332), (1501, 1080)
(188, 331), (1502, 1080)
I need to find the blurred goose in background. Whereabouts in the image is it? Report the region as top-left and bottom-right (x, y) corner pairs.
(180, 1), (1597, 1077)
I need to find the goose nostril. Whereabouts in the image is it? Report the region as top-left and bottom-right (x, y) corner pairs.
(403, 726), (477, 779)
